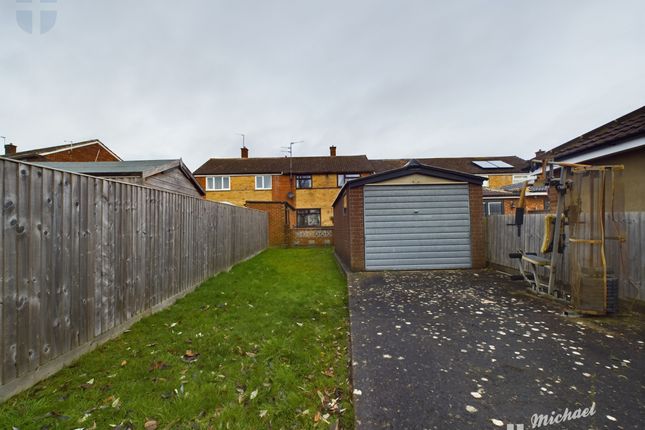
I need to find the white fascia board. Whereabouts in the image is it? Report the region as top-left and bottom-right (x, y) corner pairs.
(531, 136), (645, 174)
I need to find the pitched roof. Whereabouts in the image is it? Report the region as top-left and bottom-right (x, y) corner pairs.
(333, 159), (485, 207)
(193, 155), (374, 175)
(32, 159), (205, 196)
(6, 139), (122, 161)
(540, 105), (645, 160)
(33, 160), (177, 175)
(482, 188), (516, 198)
(370, 156), (529, 175)
(500, 182), (548, 194)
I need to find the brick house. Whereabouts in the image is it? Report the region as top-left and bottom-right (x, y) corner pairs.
(193, 146), (374, 245)
(333, 159), (485, 271)
(3, 139), (121, 162)
(371, 156), (541, 215)
(533, 105), (645, 211)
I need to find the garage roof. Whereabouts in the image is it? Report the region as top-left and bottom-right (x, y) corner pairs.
(333, 159), (484, 206)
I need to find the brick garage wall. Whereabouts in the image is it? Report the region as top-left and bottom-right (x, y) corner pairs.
(469, 183), (485, 269)
(245, 201), (290, 246)
(333, 190), (351, 266)
(44, 143), (120, 162)
(348, 187), (365, 271)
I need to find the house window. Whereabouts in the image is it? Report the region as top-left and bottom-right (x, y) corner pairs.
(206, 176), (230, 191)
(296, 175), (312, 189)
(255, 175), (272, 190)
(337, 173), (360, 187)
(296, 209), (321, 227)
(483, 201), (504, 215)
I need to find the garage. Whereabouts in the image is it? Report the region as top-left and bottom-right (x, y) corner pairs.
(333, 160), (485, 272)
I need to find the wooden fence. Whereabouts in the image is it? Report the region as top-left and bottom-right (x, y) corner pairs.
(0, 158), (268, 400)
(485, 212), (645, 302)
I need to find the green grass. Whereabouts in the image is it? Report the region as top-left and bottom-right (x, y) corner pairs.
(0, 248), (353, 429)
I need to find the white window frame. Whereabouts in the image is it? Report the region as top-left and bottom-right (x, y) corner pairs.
(206, 176), (230, 191)
(484, 201), (503, 216)
(255, 175), (273, 190)
(337, 173), (360, 187)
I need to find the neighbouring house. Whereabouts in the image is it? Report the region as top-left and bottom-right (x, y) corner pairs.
(33, 160), (205, 198)
(193, 146), (374, 246)
(370, 156), (530, 188)
(333, 159), (485, 271)
(482, 183), (549, 215)
(3, 139), (121, 162)
(372, 155), (536, 216)
(534, 105), (645, 211)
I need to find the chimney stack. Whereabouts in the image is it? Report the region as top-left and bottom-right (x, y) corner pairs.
(534, 149), (545, 159)
(4, 143), (17, 155)
(329, 145), (336, 156)
(241, 146), (249, 158)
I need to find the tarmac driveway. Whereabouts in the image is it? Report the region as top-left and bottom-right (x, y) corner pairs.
(348, 270), (644, 429)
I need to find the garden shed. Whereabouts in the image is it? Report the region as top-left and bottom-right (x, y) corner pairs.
(333, 159), (485, 271)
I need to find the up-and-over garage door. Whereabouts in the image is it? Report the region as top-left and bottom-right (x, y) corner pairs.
(363, 184), (472, 270)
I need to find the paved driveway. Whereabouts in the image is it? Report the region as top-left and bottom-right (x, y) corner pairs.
(348, 270), (644, 429)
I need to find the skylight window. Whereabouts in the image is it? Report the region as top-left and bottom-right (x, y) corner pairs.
(472, 160), (514, 169)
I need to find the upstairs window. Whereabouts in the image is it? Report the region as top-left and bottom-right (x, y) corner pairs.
(206, 176), (230, 191)
(255, 175), (272, 190)
(296, 175), (312, 189)
(337, 173), (360, 187)
(296, 209), (321, 227)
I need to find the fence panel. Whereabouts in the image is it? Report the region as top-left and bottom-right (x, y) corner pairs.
(0, 158), (268, 399)
(486, 212), (644, 302)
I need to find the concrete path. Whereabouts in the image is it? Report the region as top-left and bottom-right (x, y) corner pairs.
(348, 270), (644, 429)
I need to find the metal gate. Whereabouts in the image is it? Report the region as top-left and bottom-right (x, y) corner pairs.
(363, 184), (472, 270)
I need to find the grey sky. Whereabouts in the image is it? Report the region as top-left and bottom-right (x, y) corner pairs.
(1, 0), (644, 170)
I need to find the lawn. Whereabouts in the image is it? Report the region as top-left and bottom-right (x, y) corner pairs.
(0, 248), (353, 429)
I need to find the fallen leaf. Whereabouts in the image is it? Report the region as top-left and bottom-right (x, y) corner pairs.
(314, 411), (321, 422)
(250, 389), (258, 400)
(111, 397), (121, 408)
(183, 350), (200, 363)
(148, 361), (169, 371)
(120, 360), (127, 367)
(259, 410), (268, 418)
(144, 420), (159, 430)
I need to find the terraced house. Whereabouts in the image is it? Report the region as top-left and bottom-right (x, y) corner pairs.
(193, 146), (374, 245)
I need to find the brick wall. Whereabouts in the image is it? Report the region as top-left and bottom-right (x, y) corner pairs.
(44, 143), (119, 162)
(333, 190), (351, 265)
(348, 187), (365, 271)
(245, 201), (291, 246)
(469, 183), (485, 269)
(502, 196), (547, 214)
(289, 227), (333, 246)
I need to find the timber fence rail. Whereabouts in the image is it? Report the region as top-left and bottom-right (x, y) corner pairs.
(0, 157), (268, 400)
(485, 212), (645, 302)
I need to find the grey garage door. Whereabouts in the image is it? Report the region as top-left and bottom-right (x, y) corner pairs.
(364, 184), (472, 270)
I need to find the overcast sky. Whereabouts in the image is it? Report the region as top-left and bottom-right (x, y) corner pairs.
(1, 1), (644, 170)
